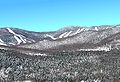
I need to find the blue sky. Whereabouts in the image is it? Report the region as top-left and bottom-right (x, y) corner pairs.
(0, 0), (120, 32)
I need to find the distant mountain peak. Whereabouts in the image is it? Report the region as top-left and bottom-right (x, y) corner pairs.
(0, 24), (120, 51)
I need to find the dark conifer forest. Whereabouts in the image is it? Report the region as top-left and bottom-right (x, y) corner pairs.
(0, 49), (120, 82)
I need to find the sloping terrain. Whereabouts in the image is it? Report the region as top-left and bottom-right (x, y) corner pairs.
(1, 25), (120, 52)
(18, 25), (120, 51)
(0, 25), (120, 82)
(0, 28), (54, 46)
(0, 49), (120, 82)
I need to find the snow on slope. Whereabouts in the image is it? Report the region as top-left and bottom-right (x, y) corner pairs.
(0, 39), (6, 46)
(94, 27), (98, 31)
(7, 28), (26, 44)
(14, 36), (22, 44)
(46, 34), (57, 40)
(64, 31), (72, 37)
(0, 39), (4, 43)
(0, 42), (6, 46)
(59, 28), (85, 38)
(70, 28), (85, 36)
(46, 28), (86, 40)
(28, 53), (47, 56)
(59, 32), (68, 38)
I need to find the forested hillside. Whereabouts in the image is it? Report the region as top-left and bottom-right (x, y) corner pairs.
(0, 49), (120, 82)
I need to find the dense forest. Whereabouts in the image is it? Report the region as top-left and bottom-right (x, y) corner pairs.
(0, 49), (120, 82)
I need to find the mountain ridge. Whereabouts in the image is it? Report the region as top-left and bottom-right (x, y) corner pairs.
(0, 24), (120, 52)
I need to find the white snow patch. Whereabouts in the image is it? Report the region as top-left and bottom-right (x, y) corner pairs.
(72, 28), (85, 36)
(35, 53), (47, 56)
(7, 28), (26, 44)
(0, 42), (6, 46)
(59, 32), (68, 38)
(78, 28), (85, 33)
(75, 29), (82, 34)
(7, 28), (16, 34)
(59, 29), (84, 38)
(46, 34), (57, 40)
(0, 39), (4, 43)
(28, 53), (47, 56)
(100, 69), (103, 73)
(81, 80), (85, 82)
(95, 27), (98, 31)
(64, 31), (72, 37)
(68, 28), (85, 36)
(23, 80), (32, 82)
(77, 47), (110, 52)
(8, 42), (16, 45)
(17, 35), (26, 43)
(0, 39), (6, 46)
(14, 36), (22, 44)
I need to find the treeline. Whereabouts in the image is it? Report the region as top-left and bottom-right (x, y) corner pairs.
(0, 49), (120, 82)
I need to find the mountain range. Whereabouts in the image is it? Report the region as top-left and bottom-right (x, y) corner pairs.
(0, 24), (120, 53)
(1, 25), (120, 82)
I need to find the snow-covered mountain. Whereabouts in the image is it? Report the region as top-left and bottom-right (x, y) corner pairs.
(1, 25), (120, 82)
(0, 26), (87, 46)
(0, 28), (54, 46)
(1, 25), (120, 51)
